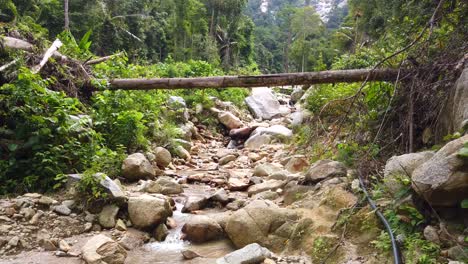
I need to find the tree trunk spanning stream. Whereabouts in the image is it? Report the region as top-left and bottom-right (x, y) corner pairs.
(90, 68), (404, 91)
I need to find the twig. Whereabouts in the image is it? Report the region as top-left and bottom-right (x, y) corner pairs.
(0, 59), (19, 72)
(84, 52), (124, 65)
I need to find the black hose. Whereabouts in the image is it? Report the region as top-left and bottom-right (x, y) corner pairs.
(357, 168), (403, 264)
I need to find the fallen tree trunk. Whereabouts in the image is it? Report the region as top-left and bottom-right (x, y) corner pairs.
(89, 68), (406, 90)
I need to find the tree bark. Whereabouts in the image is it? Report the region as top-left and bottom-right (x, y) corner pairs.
(88, 68), (406, 91)
(64, 0), (70, 30)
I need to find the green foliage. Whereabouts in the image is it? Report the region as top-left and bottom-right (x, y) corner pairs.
(457, 142), (468, 159)
(76, 172), (108, 201)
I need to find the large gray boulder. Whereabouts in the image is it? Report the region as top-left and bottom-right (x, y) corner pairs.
(225, 199), (301, 251)
(384, 151), (434, 194)
(411, 135), (468, 206)
(182, 215), (224, 243)
(68, 173), (126, 200)
(122, 153), (155, 181)
(128, 194), (172, 229)
(245, 88), (282, 120)
(218, 111), (243, 130)
(304, 160), (347, 184)
(82, 234), (127, 264)
(216, 243), (273, 264)
(256, 125), (293, 139)
(244, 134), (272, 149)
(438, 67), (468, 136)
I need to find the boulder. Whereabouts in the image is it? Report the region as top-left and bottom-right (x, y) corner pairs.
(168, 96), (186, 108)
(245, 88), (282, 120)
(228, 178), (250, 191)
(253, 190), (280, 201)
(182, 215), (224, 243)
(253, 163), (283, 177)
(122, 153), (155, 181)
(128, 194), (172, 229)
(53, 205), (71, 216)
(247, 180), (286, 196)
(438, 67), (468, 136)
(216, 243), (273, 264)
(244, 134), (272, 149)
(174, 145), (191, 160)
(145, 177), (183, 195)
(225, 199), (301, 251)
(98, 204), (120, 229)
(384, 151), (434, 194)
(153, 224), (169, 241)
(284, 155), (310, 173)
(172, 139), (193, 151)
(82, 234), (127, 264)
(260, 125), (293, 139)
(119, 228), (150, 250)
(68, 173), (126, 200)
(182, 196), (208, 213)
(411, 135), (468, 206)
(154, 147), (172, 168)
(304, 160), (347, 184)
(209, 189), (231, 204)
(218, 111), (243, 130)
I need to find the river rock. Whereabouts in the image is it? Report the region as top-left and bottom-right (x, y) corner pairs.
(284, 155), (310, 173)
(174, 145), (191, 160)
(304, 160), (347, 184)
(38, 196), (58, 206)
(153, 224), (169, 241)
(53, 205), (71, 216)
(119, 228), (150, 250)
(82, 234), (127, 264)
(145, 177), (183, 195)
(172, 139), (193, 151)
(154, 147), (172, 168)
(218, 111), (243, 130)
(219, 154), (238, 165)
(182, 196), (208, 213)
(384, 151), (434, 194)
(245, 88), (282, 120)
(253, 163), (283, 177)
(209, 189), (230, 204)
(182, 249), (202, 260)
(182, 215), (224, 243)
(244, 134), (272, 149)
(216, 243), (273, 264)
(122, 153), (155, 181)
(225, 199), (300, 251)
(423, 225), (440, 244)
(259, 125), (293, 139)
(247, 180), (286, 196)
(228, 178), (250, 191)
(68, 173), (126, 200)
(253, 190), (280, 200)
(128, 194), (172, 229)
(98, 204), (120, 229)
(411, 135), (468, 206)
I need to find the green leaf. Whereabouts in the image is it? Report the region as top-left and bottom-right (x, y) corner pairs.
(461, 199), (468, 209)
(458, 145), (468, 158)
(7, 144), (18, 151)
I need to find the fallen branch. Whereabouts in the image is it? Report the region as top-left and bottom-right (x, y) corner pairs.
(84, 52), (124, 65)
(32, 39), (63, 74)
(1, 36), (68, 62)
(87, 68), (405, 91)
(0, 59), (19, 72)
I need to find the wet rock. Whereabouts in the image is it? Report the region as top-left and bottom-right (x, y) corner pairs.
(423, 225), (440, 244)
(253, 163), (283, 177)
(98, 204), (120, 229)
(153, 224), (169, 241)
(182, 196), (208, 213)
(154, 147), (172, 168)
(284, 155), (310, 173)
(182, 249), (202, 260)
(128, 194), (172, 229)
(384, 151), (434, 194)
(122, 153), (155, 181)
(225, 200), (300, 251)
(145, 177), (183, 195)
(247, 180), (286, 196)
(82, 234), (127, 264)
(209, 189), (231, 204)
(216, 243), (273, 264)
(304, 160), (347, 184)
(245, 88), (282, 120)
(174, 145), (191, 160)
(244, 134), (272, 149)
(53, 205), (71, 216)
(219, 154), (238, 165)
(119, 228), (150, 250)
(218, 111), (243, 130)
(412, 135), (468, 206)
(182, 215), (224, 243)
